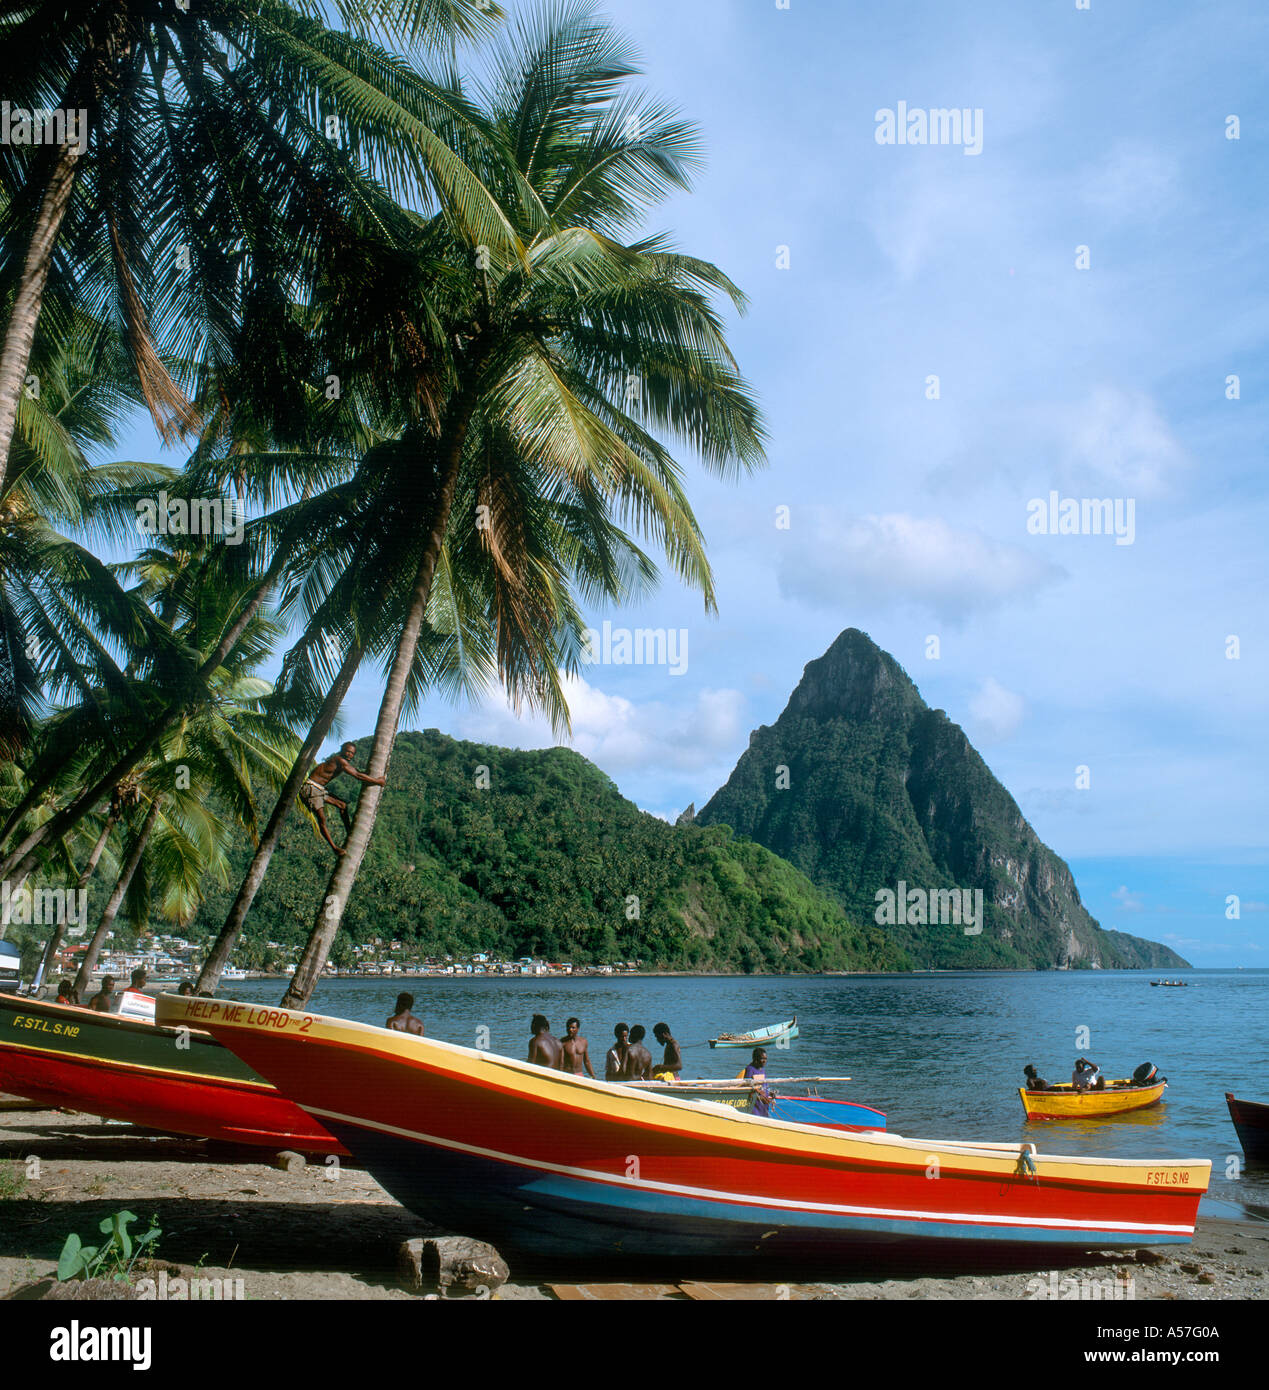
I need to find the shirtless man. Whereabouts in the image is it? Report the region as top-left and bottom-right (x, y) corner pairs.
(625, 1025), (654, 1080)
(527, 1014), (563, 1069)
(88, 976), (117, 1013)
(561, 1017), (595, 1078)
(604, 1023), (630, 1081)
(299, 741), (386, 855)
(653, 1021), (682, 1080)
(386, 992), (424, 1035)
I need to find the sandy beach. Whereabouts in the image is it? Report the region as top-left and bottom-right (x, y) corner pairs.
(2, 1103), (1266, 1303)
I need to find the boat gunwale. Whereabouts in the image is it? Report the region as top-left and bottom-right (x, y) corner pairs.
(0, 992), (221, 1049)
(156, 994), (1212, 1177)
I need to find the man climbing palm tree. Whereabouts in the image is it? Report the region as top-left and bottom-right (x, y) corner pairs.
(300, 742), (386, 856)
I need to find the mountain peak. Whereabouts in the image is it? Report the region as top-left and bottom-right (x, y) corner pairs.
(782, 629), (922, 725)
(699, 631), (1186, 971)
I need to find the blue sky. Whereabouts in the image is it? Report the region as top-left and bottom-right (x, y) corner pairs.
(111, 1), (1268, 965)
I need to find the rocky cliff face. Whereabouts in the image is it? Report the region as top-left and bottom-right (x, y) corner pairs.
(698, 630), (1188, 970)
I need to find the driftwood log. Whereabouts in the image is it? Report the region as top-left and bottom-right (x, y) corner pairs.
(398, 1235), (509, 1295)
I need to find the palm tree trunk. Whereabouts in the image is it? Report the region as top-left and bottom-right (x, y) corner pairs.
(0, 139), (82, 492)
(195, 638), (365, 994)
(282, 403), (479, 1008)
(32, 813), (116, 991)
(73, 798), (160, 997)
(0, 553), (287, 881)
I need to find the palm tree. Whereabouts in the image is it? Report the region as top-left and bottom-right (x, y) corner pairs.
(0, 0), (512, 495)
(73, 617), (302, 991)
(281, 0), (766, 1007)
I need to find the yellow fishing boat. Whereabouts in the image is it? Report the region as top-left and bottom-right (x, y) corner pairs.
(1019, 1079), (1167, 1120)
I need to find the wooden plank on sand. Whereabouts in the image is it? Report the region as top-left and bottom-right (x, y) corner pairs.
(548, 1283), (683, 1301)
(679, 1282), (803, 1300)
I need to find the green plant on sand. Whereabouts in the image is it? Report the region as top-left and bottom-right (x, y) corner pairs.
(56, 1210), (161, 1283)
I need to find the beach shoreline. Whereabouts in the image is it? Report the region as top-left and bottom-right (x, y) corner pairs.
(2, 1106), (1265, 1302)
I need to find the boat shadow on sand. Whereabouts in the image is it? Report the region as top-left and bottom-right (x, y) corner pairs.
(0, 1120), (1162, 1289)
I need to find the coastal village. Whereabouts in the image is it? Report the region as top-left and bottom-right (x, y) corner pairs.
(43, 930), (638, 984)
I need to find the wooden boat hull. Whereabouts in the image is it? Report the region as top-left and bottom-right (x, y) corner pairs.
(709, 1016), (798, 1049)
(1019, 1080), (1167, 1120)
(1226, 1092), (1269, 1162)
(0, 994), (343, 1154)
(157, 995), (1209, 1259)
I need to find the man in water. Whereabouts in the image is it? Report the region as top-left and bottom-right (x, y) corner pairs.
(386, 992), (424, 1035)
(88, 976), (117, 1013)
(299, 741), (387, 856)
(626, 1025), (654, 1081)
(527, 1014), (563, 1068)
(743, 1047), (773, 1118)
(561, 1017), (595, 1078)
(605, 1023), (630, 1081)
(653, 1021), (682, 1080)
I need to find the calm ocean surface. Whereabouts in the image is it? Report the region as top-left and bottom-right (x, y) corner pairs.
(227, 969), (1269, 1214)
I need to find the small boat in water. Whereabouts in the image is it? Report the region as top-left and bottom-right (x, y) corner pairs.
(771, 1094), (886, 1129)
(1226, 1092), (1269, 1162)
(1019, 1079), (1167, 1120)
(157, 993), (1211, 1259)
(708, 1016), (797, 1049)
(0, 993), (342, 1154)
(629, 1077), (886, 1129)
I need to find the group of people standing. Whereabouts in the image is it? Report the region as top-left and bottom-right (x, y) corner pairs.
(529, 1016), (682, 1082)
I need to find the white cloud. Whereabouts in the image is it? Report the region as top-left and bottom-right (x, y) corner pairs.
(1056, 387), (1188, 496)
(1112, 885), (1145, 913)
(449, 673), (748, 779)
(778, 509), (1065, 622)
(967, 677), (1025, 743)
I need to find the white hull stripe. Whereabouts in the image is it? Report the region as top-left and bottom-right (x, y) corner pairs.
(307, 1105), (1194, 1236)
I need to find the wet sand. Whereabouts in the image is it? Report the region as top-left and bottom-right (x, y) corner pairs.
(2, 1105), (1266, 1301)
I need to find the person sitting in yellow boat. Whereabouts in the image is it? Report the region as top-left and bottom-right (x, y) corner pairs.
(1022, 1064), (1050, 1091)
(1072, 1057), (1106, 1091)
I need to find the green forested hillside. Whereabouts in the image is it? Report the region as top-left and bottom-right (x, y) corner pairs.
(188, 731), (907, 974)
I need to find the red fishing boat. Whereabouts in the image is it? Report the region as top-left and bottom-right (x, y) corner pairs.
(156, 994), (1211, 1261)
(0, 993), (343, 1155)
(1226, 1092), (1269, 1162)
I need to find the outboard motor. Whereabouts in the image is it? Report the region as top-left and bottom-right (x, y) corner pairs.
(1132, 1062), (1158, 1086)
